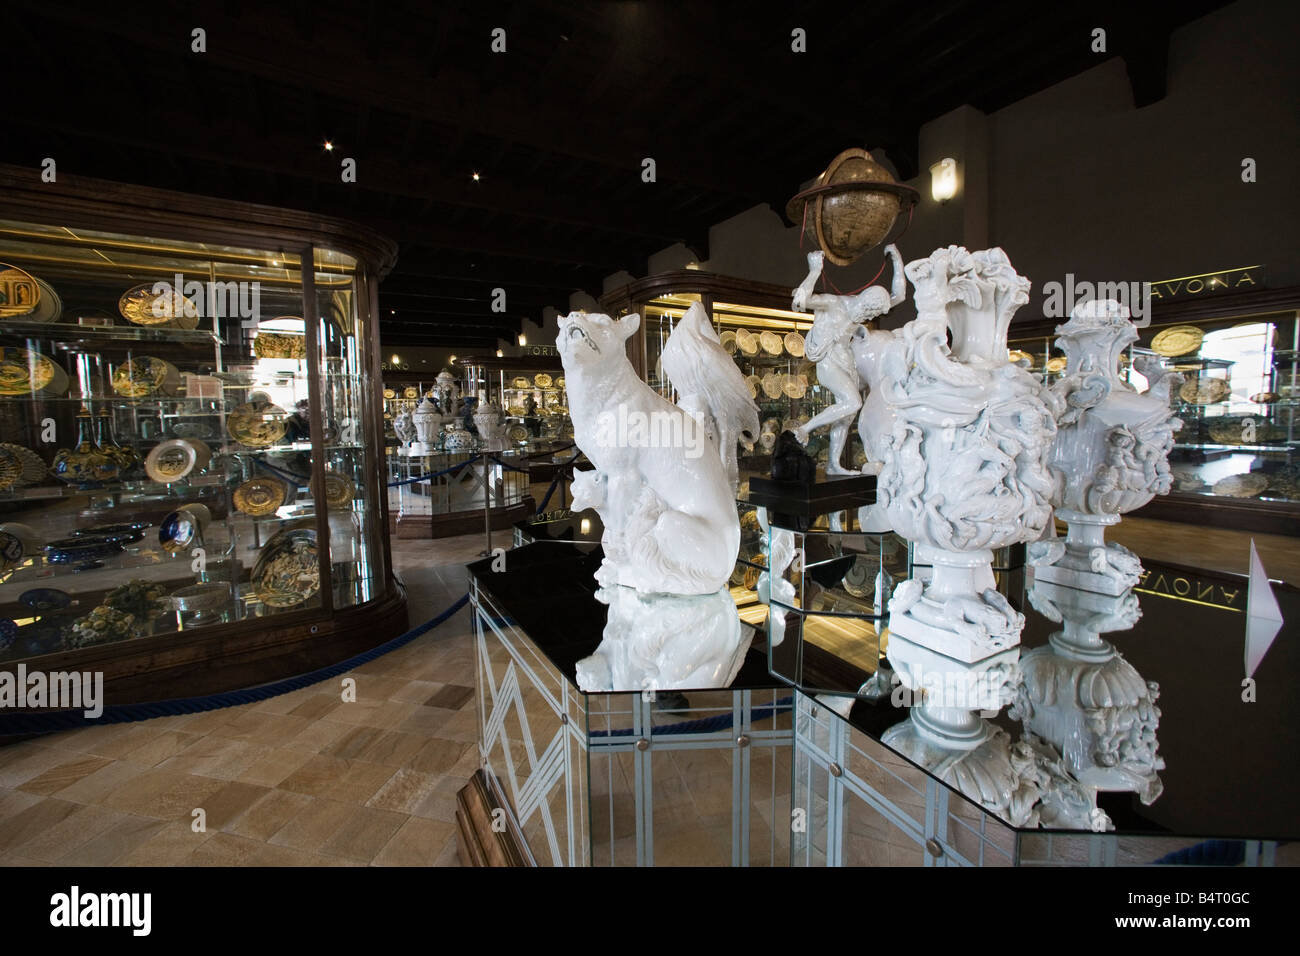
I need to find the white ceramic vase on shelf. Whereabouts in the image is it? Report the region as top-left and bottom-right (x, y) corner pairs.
(879, 246), (1058, 665)
(472, 400), (506, 450)
(559, 310), (739, 597)
(1013, 579), (1163, 807)
(410, 397), (449, 454)
(1033, 299), (1182, 595)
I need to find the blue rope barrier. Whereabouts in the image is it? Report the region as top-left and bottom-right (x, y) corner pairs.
(534, 448), (584, 515)
(0, 593), (470, 736)
(387, 454), (484, 487)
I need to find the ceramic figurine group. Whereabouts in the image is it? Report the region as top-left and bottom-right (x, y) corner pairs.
(557, 238), (1178, 828)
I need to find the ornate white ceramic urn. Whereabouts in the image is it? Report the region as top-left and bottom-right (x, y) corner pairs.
(1034, 300), (1182, 594)
(409, 397), (448, 453)
(879, 246), (1058, 664)
(392, 406), (417, 447)
(1013, 579), (1163, 806)
(881, 635), (1098, 830)
(472, 400), (506, 449)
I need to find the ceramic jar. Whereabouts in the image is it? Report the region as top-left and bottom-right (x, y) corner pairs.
(1035, 300), (1183, 594)
(442, 420), (477, 454)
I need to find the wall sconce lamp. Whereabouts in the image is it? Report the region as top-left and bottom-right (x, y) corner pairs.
(518, 333), (527, 346)
(496, 348), (504, 357)
(930, 158), (958, 203)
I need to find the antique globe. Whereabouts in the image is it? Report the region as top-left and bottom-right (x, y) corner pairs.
(786, 148), (918, 266)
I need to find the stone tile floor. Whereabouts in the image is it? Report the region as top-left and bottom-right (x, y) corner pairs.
(0, 533), (486, 867)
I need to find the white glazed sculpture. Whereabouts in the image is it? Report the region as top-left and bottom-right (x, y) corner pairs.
(850, 321), (906, 531)
(754, 506), (799, 648)
(791, 245), (906, 475)
(410, 397), (449, 454)
(575, 585), (754, 693)
(1034, 300), (1182, 595)
(879, 246), (1059, 663)
(881, 635), (1099, 830)
(472, 400), (506, 449)
(1013, 579), (1163, 805)
(558, 311), (740, 595)
(392, 406), (417, 448)
(660, 301), (760, 493)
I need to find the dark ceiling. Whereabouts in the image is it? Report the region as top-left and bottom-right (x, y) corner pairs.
(4, 0), (1227, 350)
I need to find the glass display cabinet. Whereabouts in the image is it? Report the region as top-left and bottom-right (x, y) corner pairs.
(0, 165), (406, 705)
(1008, 285), (1300, 534)
(600, 271), (871, 470)
(458, 353), (573, 448)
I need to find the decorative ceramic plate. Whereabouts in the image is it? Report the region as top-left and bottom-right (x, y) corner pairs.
(0, 264), (42, 318)
(758, 431), (777, 453)
(159, 504), (211, 552)
(399, 387), (416, 400)
(0, 443), (46, 486)
(111, 356), (179, 398)
(227, 402), (288, 447)
(760, 331), (784, 355)
(720, 330), (738, 354)
(1172, 470), (1207, 493)
(1251, 391), (1280, 405)
(233, 475), (289, 516)
(0, 447), (22, 491)
(252, 329), (306, 359)
(119, 283), (199, 329)
(74, 522), (149, 545)
(555, 376), (565, 390)
(1008, 349), (1034, 366)
(322, 471), (355, 508)
(26, 277), (63, 323)
(782, 375), (807, 398)
(45, 535), (124, 567)
(1151, 325), (1205, 357)
(782, 418), (800, 434)
(784, 332), (805, 357)
(761, 373), (784, 399)
(745, 374), (760, 399)
(736, 329), (759, 355)
(1179, 377), (1231, 405)
(507, 424), (529, 443)
(1045, 357), (1067, 374)
(0, 531), (23, 571)
(1212, 473), (1267, 498)
(533, 373), (553, 389)
(0, 346), (65, 395)
(252, 524), (320, 608)
(382, 388), (397, 401)
(145, 438), (211, 483)
(842, 554), (882, 599)
(511, 376), (530, 389)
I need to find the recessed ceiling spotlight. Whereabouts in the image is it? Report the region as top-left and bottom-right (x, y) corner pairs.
(471, 171), (481, 182)
(323, 140), (335, 152)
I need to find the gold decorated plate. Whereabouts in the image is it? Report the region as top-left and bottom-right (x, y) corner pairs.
(555, 376), (565, 390)
(0, 443), (46, 486)
(233, 476), (289, 516)
(511, 376), (530, 389)
(760, 331), (784, 355)
(1045, 356), (1067, 374)
(1212, 473), (1267, 498)
(1179, 377), (1231, 405)
(119, 283), (199, 329)
(744, 374), (760, 399)
(720, 330), (738, 354)
(784, 332), (805, 357)
(383, 388), (396, 400)
(761, 373), (784, 399)
(736, 329), (759, 356)
(403, 387), (418, 400)
(1251, 391), (1280, 405)
(534, 373), (553, 388)
(0, 346), (65, 395)
(253, 330), (306, 359)
(782, 375), (806, 398)
(0, 446), (22, 491)
(0, 264), (42, 318)
(1151, 325), (1205, 357)
(145, 438), (211, 484)
(506, 424), (529, 443)
(227, 402), (288, 448)
(1008, 349), (1034, 366)
(112, 356), (179, 398)
(322, 471), (355, 508)
(252, 524), (320, 608)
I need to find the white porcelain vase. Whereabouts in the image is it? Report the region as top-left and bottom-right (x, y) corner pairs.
(410, 397), (449, 453)
(879, 246), (1058, 663)
(1034, 300), (1182, 594)
(1013, 579), (1163, 805)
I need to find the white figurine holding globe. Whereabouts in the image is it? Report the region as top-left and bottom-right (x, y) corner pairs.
(790, 244), (905, 475)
